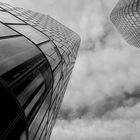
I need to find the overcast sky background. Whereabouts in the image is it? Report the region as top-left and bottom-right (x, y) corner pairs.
(1, 0), (140, 140)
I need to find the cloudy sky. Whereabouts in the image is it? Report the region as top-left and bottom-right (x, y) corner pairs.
(2, 0), (140, 140)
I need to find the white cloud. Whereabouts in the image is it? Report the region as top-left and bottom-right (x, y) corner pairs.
(62, 44), (140, 110)
(51, 118), (140, 140)
(51, 103), (140, 140)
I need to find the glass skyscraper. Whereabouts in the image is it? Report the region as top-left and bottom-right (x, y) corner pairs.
(0, 2), (80, 140)
(110, 0), (140, 48)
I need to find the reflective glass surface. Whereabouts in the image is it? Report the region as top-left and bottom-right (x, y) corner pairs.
(0, 23), (18, 36)
(29, 90), (51, 140)
(5, 116), (27, 140)
(0, 11), (24, 23)
(39, 41), (61, 70)
(0, 37), (40, 76)
(10, 25), (49, 44)
(53, 62), (62, 89)
(0, 81), (24, 139)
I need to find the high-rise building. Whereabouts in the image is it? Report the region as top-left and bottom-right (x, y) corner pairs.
(0, 2), (80, 140)
(110, 0), (140, 48)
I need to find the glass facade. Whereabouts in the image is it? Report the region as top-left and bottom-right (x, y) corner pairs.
(0, 2), (80, 140)
(110, 0), (140, 48)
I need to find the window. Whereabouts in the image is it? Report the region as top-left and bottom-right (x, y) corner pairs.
(39, 41), (61, 70)
(10, 25), (49, 44)
(34, 111), (49, 139)
(0, 23), (18, 37)
(0, 35), (53, 127)
(51, 83), (59, 104)
(0, 11), (24, 23)
(5, 116), (27, 140)
(0, 81), (22, 138)
(24, 83), (46, 117)
(53, 62), (62, 89)
(29, 90), (51, 140)
(17, 72), (45, 107)
(1, 52), (53, 127)
(0, 37), (41, 77)
(10, 61), (53, 124)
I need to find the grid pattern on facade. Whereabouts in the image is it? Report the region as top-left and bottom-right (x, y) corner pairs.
(110, 0), (140, 48)
(0, 2), (80, 140)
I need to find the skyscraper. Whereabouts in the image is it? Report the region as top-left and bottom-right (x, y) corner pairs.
(110, 0), (140, 48)
(0, 2), (80, 140)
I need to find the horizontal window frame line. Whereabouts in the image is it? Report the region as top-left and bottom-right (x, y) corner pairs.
(5, 22), (27, 25)
(37, 39), (50, 46)
(0, 34), (21, 40)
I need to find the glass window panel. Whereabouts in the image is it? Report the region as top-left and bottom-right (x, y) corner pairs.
(51, 84), (59, 103)
(5, 59), (53, 131)
(25, 83), (45, 116)
(39, 61), (53, 91)
(48, 113), (55, 126)
(45, 129), (51, 140)
(29, 91), (51, 139)
(17, 72), (44, 107)
(35, 25), (44, 31)
(0, 11), (24, 23)
(39, 41), (55, 53)
(26, 75), (52, 124)
(40, 43), (54, 56)
(39, 41), (61, 70)
(43, 31), (51, 37)
(53, 63), (62, 89)
(58, 78), (63, 92)
(5, 116), (27, 140)
(49, 102), (56, 119)
(53, 40), (62, 47)
(57, 47), (64, 55)
(0, 81), (21, 137)
(35, 111), (49, 139)
(61, 46), (70, 55)
(10, 25), (49, 44)
(1, 54), (45, 87)
(0, 37), (40, 76)
(47, 56), (60, 70)
(20, 131), (27, 140)
(10, 60), (52, 124)
(51, 36), (61, 42)
(0, 23), (18, 36)
(63, 52), (69, 65)
(40, 127), (46, 140)
(51, 52), (59, 60)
